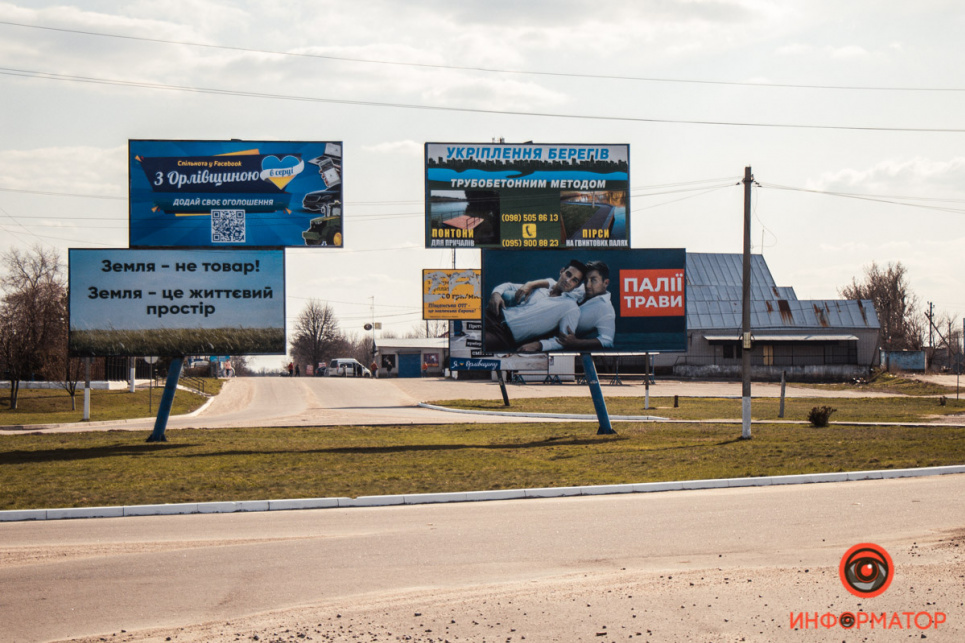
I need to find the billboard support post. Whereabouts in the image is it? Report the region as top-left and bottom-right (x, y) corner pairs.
(496, 370), (510, 407)
(582, 353), (614, 435)
(82, 357), (91, 421)
(147, 357), (183, 443)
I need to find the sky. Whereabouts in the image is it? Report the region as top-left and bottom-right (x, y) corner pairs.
(1, 0), (964, 371)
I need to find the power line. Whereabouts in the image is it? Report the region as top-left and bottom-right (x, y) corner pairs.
(2, 19), (963, 93)
(3, 66), (965, 133)
(759, 182), (965, 214)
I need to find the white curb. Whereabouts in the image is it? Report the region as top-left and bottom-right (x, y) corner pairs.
(3, 465), (964, 523)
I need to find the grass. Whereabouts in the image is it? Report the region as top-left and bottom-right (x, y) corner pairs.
(2, 421), (965, 511)
(796, 370), (958, 396)
(0, 386), (209, 426)
(428, 395), (965, 424)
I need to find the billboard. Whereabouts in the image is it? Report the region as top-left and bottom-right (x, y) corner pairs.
(130, 140), (343, 248)
(480, 248), (686, 354)
(69, 248), (286, 356)
(425, 143), (629, 249)
(423, 269), (481, 320)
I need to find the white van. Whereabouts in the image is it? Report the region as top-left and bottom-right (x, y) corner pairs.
(326, 358), (372, 377)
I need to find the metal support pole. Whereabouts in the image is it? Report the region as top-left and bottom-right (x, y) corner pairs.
(147, 357), (183, 443)
(582, 353), (614, 435)
(644, 352), (650, 410)
(741, 166), (753, 440)
(779, 370), (786, 418)
(129, 356), (136, 393)
(82, 357), (91, 421)
(497, 369), (510, 407)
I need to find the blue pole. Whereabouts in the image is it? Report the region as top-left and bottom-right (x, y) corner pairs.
(581, 353), (615, 435)
(146, 357), (183, 442)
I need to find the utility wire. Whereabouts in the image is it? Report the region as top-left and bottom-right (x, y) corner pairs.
(2, 19), (963, 93)
(2, 67), (964, 133)
(759, 182), (965, 214)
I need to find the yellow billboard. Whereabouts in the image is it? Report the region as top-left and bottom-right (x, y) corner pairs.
(423, 269), (482, 320)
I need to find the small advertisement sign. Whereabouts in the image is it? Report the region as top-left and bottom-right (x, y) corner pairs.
(480, 248), (686, 354)
(425, 143), (629, 249)
(130, 140), (343, 248)
(69, 248), (286, 356)
(423, 269), (482, 320)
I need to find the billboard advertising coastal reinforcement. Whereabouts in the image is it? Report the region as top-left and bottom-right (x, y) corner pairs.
(426, 143), (629, 249)
(481, 248), (686, 354)
(69, 248), (286, 356)
(130, 140), (343, 248)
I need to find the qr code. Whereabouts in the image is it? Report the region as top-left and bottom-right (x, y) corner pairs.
(211, 209), (246, 243)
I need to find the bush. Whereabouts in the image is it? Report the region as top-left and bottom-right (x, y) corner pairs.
(808, 405), (837, 427)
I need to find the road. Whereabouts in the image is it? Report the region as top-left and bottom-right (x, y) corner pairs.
(1, 374), (909, 435)
(2, 474), (964, 642)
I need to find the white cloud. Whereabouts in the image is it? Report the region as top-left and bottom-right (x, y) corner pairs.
(0, 145), (127, 194)
(808, 157), (965, 197)
(361, 140), (423, 156)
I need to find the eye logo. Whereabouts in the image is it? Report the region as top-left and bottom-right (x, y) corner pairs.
(839, 543), (893, 598)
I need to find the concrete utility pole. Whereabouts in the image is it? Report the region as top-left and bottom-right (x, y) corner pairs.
(741, 166), (753, 440)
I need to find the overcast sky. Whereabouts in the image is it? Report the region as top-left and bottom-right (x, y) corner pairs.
(1, 1), (963, 369)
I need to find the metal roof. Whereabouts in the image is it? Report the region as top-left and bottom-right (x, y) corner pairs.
(686, 253), (798, 301)
(688, 297), (879, 331)
(682, 253), (879, 332)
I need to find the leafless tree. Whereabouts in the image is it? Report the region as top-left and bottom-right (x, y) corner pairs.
(0, 246), (67, 409)
(289, 299), (347, 372)
(840, 261), (924, 350)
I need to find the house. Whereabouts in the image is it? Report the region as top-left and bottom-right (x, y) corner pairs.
(655, 253), (880, 381)
(374, 337), (449, 377)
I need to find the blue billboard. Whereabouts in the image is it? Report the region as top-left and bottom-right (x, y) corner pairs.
(69, 248), (286, 356)
(481, 248), (686, 354)
(426, 143), (630, 249)
(130, 140), (343, 248)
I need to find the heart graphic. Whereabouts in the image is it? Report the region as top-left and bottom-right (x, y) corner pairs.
(260, 155), (304, 190)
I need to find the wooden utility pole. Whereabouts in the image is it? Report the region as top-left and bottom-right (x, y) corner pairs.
(741, 166), (753, 440)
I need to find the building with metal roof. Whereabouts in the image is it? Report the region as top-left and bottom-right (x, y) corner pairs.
(658, 253), (880, 380)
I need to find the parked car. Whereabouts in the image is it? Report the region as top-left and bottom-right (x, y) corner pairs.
(326, 358), (371, 377)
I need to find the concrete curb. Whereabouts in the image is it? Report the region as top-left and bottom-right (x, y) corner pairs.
(3, 465), (964, 523)
(417, 403), (669, 421)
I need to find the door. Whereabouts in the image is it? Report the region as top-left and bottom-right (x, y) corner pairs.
(397, 353), (422, 378)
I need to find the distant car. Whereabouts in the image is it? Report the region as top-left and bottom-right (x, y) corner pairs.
(326, 358), (371, 378)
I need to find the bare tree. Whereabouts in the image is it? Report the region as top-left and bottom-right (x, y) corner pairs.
(840, 261), (923, 350)
(289, 299), (346, 372)
(0, 246), (67, 409)
(403, 320), (449, 339)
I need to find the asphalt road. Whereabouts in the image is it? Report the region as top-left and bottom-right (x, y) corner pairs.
(2, 474), (964, 642)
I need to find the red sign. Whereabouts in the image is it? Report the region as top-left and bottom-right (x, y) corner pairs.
(619, 269), (685, 317)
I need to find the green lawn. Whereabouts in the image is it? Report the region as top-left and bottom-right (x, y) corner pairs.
(429, 395), (965, 424)
(2, 421), (964, 511)
(0, 386), (211, 426)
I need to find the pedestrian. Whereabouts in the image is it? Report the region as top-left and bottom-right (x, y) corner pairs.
(295, 364), (300, 377)
(287, 361), (293, 377)
(370, 360), (379, 378)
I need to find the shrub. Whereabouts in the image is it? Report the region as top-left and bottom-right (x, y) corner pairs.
(808, 405), (837, 427)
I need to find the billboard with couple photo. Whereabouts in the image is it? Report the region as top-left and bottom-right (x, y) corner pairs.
(481, 248), (686, 354)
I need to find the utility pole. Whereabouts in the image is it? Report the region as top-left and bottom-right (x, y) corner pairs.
(741, 166), (753, 440)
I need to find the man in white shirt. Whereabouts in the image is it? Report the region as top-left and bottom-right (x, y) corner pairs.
(519, 260), (615, 352)
(484, 260), (586, 352)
